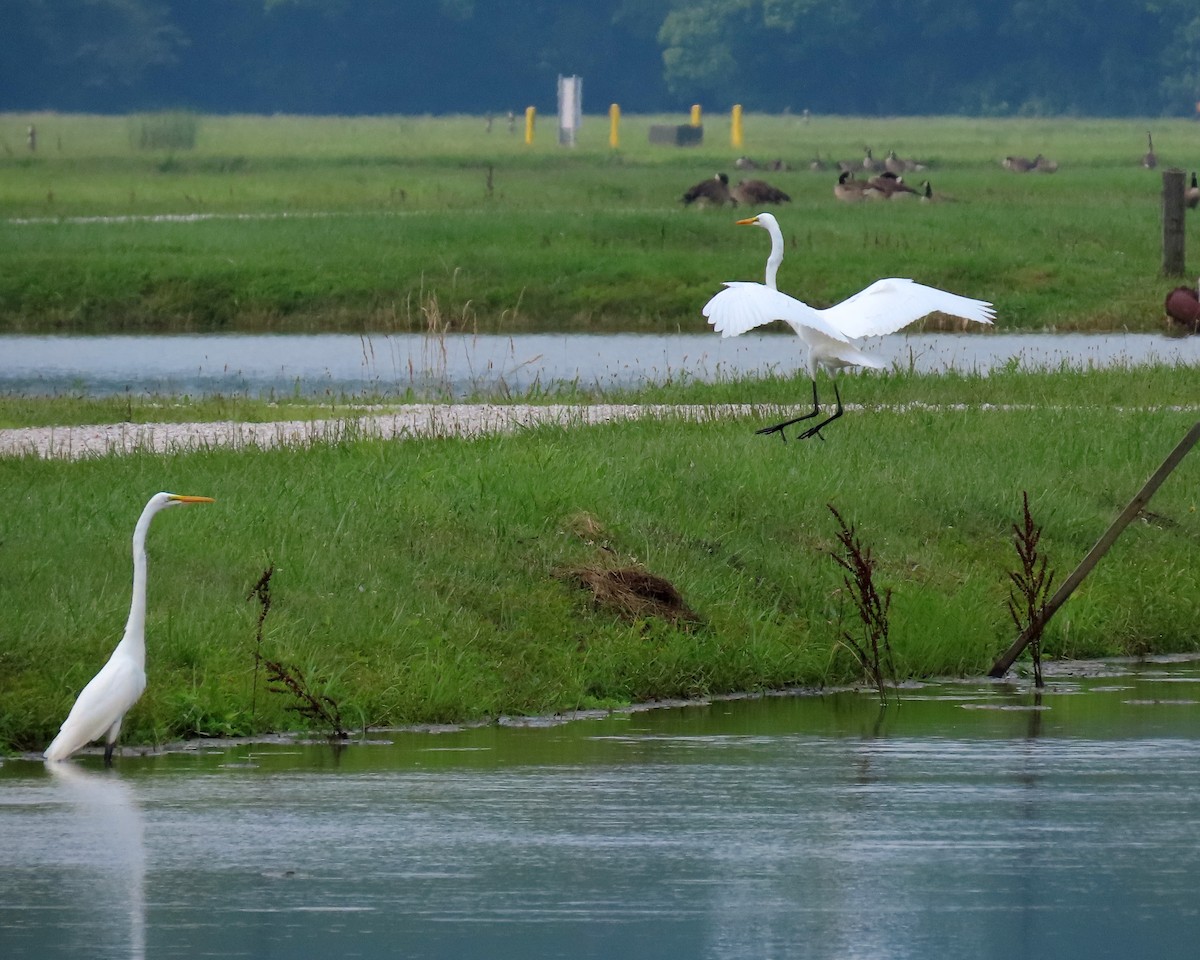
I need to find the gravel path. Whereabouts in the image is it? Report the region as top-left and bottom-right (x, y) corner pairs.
(0, 403), (772, 460)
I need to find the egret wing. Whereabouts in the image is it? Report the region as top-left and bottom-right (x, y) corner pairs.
(44, 657), (146, 760)
(704, 282), (850, 342)
(822, 278), (995, 339)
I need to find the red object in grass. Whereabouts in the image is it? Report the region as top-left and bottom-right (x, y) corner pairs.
(1164, 284), (1200, 332)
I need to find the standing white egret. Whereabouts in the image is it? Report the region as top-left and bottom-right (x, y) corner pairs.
(43, 492), (215, 764)
(703, 212), (995, 441)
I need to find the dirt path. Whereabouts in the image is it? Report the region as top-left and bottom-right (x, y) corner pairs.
(0, 403), (772, 460)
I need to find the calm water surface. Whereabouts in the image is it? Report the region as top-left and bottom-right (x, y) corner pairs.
(2, 331), (1198, 397)
(3, 662), (1200, 959)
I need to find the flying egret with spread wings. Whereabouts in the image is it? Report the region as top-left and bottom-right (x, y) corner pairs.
(703, 212), (995, 440)
(44, 492), (215, 765)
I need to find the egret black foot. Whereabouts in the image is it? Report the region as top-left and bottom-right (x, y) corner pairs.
(755, 424), (790, 441)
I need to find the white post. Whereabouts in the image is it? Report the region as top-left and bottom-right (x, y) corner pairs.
(557, 75), (582, 147)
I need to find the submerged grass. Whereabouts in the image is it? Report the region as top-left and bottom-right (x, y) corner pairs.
(2, 112), (1198, 332)
(2, 361), (1196, 429)
(2, 382), (1198, 753)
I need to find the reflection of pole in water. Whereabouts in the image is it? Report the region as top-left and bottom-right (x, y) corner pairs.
(46, 764), (145, 960)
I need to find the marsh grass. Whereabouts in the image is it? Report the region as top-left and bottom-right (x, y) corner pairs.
(2, 112), (1198, 332)
(3, 361), (1196, 430)
(2, 388), (1197, 752)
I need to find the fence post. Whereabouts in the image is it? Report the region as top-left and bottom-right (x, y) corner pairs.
(1163, 168), (1186, 276)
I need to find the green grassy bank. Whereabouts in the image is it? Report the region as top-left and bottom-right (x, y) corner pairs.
(2, 112), (1197, 333)
(2, 372), (1198, 754)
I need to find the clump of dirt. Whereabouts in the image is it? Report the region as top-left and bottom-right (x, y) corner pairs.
(560, 565), (699, 624)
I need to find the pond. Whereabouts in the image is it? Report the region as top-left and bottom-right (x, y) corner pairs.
(3, 658), (1200, 959)
(2, 331), (1198, 397)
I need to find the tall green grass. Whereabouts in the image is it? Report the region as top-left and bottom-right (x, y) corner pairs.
(2, 112), (1197, 332)
(2, 386), (1197, 753)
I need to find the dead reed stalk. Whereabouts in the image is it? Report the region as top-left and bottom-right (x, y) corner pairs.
(1006, 491), (1055, 688)
(828, 504), (895, 704)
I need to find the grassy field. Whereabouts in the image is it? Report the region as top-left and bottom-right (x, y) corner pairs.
(2, 371), (1198, 754)
(2, 112), (1199, 332)
(3, 112), (1199, 755)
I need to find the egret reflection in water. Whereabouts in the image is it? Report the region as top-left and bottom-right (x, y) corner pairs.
(45, 763), (145, 960)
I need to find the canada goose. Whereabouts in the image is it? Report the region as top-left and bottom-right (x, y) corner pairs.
(1186, 172), (1199, 209)
(862, 146), (882, 172)
(1002, 155), (1036, 172)
(864, 171), (918, 200)
(735, 156), (758, 170)
(768, 158), (790, 171)
(732, 179), (791, 205)
(884, 150), (906, 175)
(834, 170), (866, 202)
(918, 180), (955, 203)
(1033, 155), (1059, 173)
(808, 156), (827, 172)
(682, 172), (734, 206)
(1143, 133), (1157, 169)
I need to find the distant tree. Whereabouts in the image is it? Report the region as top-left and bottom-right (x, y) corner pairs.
(0, 0), (1196, 116)
(0, 0), (184, 109)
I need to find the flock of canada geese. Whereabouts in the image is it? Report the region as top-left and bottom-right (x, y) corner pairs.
(681, 133), (1200, 210)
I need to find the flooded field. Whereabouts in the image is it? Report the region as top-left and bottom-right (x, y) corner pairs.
(3, 659), (1200, 959)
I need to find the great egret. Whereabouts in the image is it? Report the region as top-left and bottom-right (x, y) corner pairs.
(43, 492), (215, 764)
(703, 212), (995, 441)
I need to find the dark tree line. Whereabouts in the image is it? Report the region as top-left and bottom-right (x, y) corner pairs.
(2, 0), (1198, 117)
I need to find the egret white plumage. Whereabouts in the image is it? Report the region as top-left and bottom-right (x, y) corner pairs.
(703, 212), (995, 440)
(43, 492), (215, 764)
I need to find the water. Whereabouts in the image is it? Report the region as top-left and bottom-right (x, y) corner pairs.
(4, 660), (1200, 959)
(2, 331), (1197, 397)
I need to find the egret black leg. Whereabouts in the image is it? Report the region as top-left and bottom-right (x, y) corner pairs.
(797, 380), (844, 440)
(104, 741), (115, 767)
(756, 380), (820, 441)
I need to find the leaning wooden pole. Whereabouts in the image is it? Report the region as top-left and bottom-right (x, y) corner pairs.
(989, 421), (1200, 678)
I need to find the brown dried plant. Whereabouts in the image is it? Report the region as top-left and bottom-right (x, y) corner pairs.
(829, 504), (895, 704)
(1007, 491), (1055, 689)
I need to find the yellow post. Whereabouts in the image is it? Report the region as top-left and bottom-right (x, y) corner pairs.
(609, 104), (621, 149)
(690, 104), (702, 127)
(524, 106), (536, 145)
(731, 104), (744, 149)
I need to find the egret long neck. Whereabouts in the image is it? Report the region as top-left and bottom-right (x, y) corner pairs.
(117, 502), (157, 668)
(763, 221), (784, 290)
